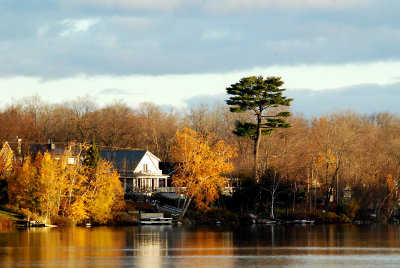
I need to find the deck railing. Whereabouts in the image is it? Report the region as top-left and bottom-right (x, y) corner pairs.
(155, 187), (181, 193)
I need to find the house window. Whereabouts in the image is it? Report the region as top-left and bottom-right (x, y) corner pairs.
(68, 158), (75, 165)
(143, 164), (148, 172)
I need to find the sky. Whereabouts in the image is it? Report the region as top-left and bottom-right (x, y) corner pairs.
(1, 0), (400, 117)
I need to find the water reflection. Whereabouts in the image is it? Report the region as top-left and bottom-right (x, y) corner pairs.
(0, 224), (400, 267)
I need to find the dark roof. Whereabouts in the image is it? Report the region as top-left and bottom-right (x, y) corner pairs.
(29, 144), (68, 156)
(100, 150), (147, 171)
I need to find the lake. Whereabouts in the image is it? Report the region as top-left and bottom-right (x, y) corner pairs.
(1, 224), (400, 267)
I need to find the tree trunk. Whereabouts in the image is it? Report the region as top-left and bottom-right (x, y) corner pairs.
(180, 197), (192, 218)
(270, 195), (275, 219)
(254, 114), (262, 183)
(325, 166), (340, 212)
(376, 192), (391, 218)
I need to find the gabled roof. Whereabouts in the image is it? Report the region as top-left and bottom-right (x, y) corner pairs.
(0, 141), (13, 161)
(100, 150), (148, 171)
(0, 141), (14, 174)
(0, 141), (12, 155)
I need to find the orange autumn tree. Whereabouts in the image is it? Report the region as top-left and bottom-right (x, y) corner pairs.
(171, 127), (237, 217)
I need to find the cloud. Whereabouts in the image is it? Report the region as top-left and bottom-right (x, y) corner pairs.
(64, 0), (182, 12)
(202, 29), (232, 41)
(105, 16), (160, 37)
(98, 88), (138, 95)
(62, 0), (370, 14)
(60, 19), (98, 37)
(202, 0), (370, 14)
(288, 83), (400, 117)
(185, 93), (227, 108)
(1, 0), (400, 82)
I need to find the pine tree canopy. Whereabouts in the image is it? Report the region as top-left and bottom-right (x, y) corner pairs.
(226, 75), (293, 139)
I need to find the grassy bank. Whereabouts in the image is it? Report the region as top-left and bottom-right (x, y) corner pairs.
(0, 209), (24, 227)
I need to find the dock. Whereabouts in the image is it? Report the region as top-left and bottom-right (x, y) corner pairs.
(15, 220), (46, 228)
(139, 212), (172, 225)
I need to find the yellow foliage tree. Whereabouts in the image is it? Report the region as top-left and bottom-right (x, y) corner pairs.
(39, 152), (73, 222)
(171, 127), (237, 217)
(0, 141), (14, 177)
(7, 156), (41, 215)
(39, 153), (59, 220)
(5, 142), (125, 225)
(86, 160), (124, 224)
(69, 195), (88, 224)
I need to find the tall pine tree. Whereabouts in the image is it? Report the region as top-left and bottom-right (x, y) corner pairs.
(226, 76), (292, 183)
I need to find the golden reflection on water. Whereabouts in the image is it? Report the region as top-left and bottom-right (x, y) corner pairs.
(1, 224), (400, 267)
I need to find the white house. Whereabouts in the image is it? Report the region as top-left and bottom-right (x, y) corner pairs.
(100, 150), (169, 193)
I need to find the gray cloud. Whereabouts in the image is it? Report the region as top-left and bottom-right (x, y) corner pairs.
(288, 83), (400, 118)
(1, 1), (400, 78)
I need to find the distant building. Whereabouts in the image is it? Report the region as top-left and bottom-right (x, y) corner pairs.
(29, 142), (80, 165)
(100, 150), (170, 194)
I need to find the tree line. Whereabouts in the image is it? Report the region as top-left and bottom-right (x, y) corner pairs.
(1, 81), (400, 221)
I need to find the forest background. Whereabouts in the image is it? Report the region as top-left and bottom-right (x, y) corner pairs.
(1, 94), (400, 224)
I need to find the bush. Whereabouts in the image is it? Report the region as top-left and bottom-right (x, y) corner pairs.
(0, 215), (14, 227)
(18, 208), (41, 221)
(345, 200), (360, 220)
(207, 207), (238, 222)
(110, 212), (134, 225)
(322, 212), (351, 223)
(51, 215), (72, 226)
(134, 203), (157, 212)
(284, 209), (310, 221)
(332, 203), (346, 215)
(186, 207), (238, 224)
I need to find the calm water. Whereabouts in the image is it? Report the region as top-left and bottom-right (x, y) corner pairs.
(1, 224), (400, 267)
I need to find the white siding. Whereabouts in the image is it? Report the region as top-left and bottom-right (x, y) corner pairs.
(134, 151), (162, 175)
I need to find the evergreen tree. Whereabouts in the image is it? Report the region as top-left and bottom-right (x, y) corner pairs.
(226, 76), (292, 183)
(84, 139), (100, 170)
